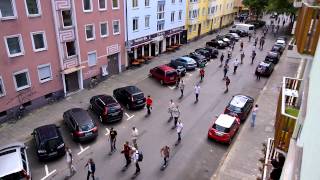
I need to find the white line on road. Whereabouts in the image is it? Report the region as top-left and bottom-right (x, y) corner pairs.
(125, 113), (134, 121)
(77, 144), (90, 155)
(105, 128), (110, 136)
(168, 86), (176, 90)
(40, 165), (56, 180)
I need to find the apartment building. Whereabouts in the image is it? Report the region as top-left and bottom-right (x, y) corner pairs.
(125, 0), (187, 65)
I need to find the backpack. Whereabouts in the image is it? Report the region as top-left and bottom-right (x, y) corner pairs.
(138, 151), (143, 162)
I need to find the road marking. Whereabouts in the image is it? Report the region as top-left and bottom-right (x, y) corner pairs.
(125, 112), (134, 121)
(77, 144), (90, 155)
(168, 86), (176, 90)
(40, 165), (56, 180)
(105, 128), (110, 136)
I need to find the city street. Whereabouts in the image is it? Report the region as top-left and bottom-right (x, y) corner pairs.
(2, 23), (288, 180)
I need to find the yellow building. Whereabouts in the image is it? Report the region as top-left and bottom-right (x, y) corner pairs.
(186, 0), (236, 41)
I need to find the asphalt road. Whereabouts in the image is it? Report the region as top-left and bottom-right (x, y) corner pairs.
(26, 24), (283, 180)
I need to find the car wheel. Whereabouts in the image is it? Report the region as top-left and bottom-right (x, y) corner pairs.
(126, 103), (130, 110)
(160, 80), (164, 85)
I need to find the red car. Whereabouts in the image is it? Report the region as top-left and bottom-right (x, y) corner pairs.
(208, 114), (240, 144)
(149, 65), (178, 85)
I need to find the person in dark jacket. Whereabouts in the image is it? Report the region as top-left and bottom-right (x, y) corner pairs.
(121, 141), (132, 167)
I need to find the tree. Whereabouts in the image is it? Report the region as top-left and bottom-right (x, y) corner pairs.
(243, 0), (268, 20)
(266, 0), (296, 14)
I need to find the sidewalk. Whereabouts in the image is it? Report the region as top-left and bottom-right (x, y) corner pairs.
(211, 45), (301, 179)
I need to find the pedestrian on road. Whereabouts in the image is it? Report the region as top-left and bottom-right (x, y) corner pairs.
(227, 49), (232, 59)
(175, 73), (181, 88)
(223, 64), (229, 79)
(132, 147), (141, 175)
(179, 80), (185, 98)
(171, 105), (180, 128)
(109, 127), (117, 153)
(121, 141), (132, 167)
(251, 51), (256, 64)
(176, 120), (184, 143)
(220, 53), (224, 67)
(225, 76), (230, 93)
(199, 68), (205, 82)
(248, 33), (252, 42)
(240, 41), (244, 51)
(66, 147), (76, 177)
(146, 95), (152, 115)
(251, 104), (259, 127)
(194, 83), (200, 102)
(85, 158), (95, 180)
(254, 37), (258, 46)
(256, 66), (262, 80)
(282, 19), (285, 26)
(233, 59), (240, 74)
(168, 99), (175, 120)
(160, 145), (170, 166)
(240, 52), (245, 64)
(131, 127), (139, 149)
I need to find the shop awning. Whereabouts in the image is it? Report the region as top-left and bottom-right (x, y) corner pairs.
(61, 65), (85, 74)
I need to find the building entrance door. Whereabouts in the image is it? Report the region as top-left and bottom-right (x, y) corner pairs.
(159, 41), (163, 54)
(108, 53), (120, 75)
(151, 43), (156, 56)
(198, 24), (202, 37)
(65, 71), (79, 93)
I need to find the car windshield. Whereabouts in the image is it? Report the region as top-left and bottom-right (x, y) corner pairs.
(227, 104), (242, 113)
(45, 138), (59, 150)
(80, 122), (95, 131)
(166, 70), (177, 77)
(212, 124), (230, 133)
(133, 93), (144, 101)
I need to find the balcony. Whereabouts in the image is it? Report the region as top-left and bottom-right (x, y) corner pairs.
(188, 18), (199, 25)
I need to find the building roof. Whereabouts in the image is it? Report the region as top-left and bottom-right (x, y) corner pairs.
(215, 114), (236, 128)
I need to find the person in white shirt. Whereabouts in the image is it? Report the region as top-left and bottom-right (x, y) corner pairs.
(233, 59), (240, 74)
(131, 148), (140, 174)
(176, 120), (184, 142)
(168, 99), (175, 119)
(251, 104), (259, 127)
(131, 127), (139, 149)
(194, 84), (200, 102)
(66, 147), (76, 177)
(171, 105), (180, 129)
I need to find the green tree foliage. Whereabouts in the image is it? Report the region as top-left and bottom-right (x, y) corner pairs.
(267, 0), (296, 14)
(243, 0), (268, 19)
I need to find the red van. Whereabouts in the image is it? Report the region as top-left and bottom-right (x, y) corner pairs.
(149, 65), (178, 85)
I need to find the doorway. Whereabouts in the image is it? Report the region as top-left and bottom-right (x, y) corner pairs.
(107, 53), (120, 75)
(198, 24), (202, 37)
(159, 41), (163, 54)
(151, 43), (156, 56)
(65, 71), (79, 93)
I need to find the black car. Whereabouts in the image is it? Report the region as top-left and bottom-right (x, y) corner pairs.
(63, 108), (98, 142)
(224, 95), (254, 122)
(90, 94), (123, 123)
(216, 35), (232, 46)
(271, 45), (283, 55)
(187, 53), (207, 67)
(196, 47), (218, 59)
(224, 34), (239, 42)
(245, 20), (266, 29)
(193, 49), (211, 60)
(32, 124), (65, 161)
(113, 86), (146, 110)
(255, 61), (275, 77)
(167, 64), (186, 76)
(265, 51), (281, 64)
(229, 29), (248, 37)
(206, 40), (227, 49)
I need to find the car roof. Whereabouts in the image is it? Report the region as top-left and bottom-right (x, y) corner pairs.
(276, 39), (285, 44)
(0, 143), (25, 178)
(215, 114), (236, 128)
(230, 95), (251, 108)
(268, 51), (278, 56)
(97, 94), (116, 104)
(259, 61), (271, 67)
(67, 108), (92, 125)
(34, 124), (59, 141)
(157, 65), (175, 72)
(179, 56), (195, 62)
(230, 33), (239, 36)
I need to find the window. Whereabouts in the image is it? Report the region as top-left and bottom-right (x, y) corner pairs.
(13, 69), (31, 91)
(133, 18), (138, 31)
(172, 0), (175, 3)
(188, 25), (192, 33)
(145, 15), (150, 28)
(5, 34), (24, 57)
(171, 12), (175, 22)
(88, 52), (97, 67)
(31, 31), (47, 52)
(178, 10), (182, 20)
(100, 22), (108, 37)
(25, 0), (41, 16)
(179, 0), (182, 2)
(145, 0), (149, 7)
(157, 4), (165, 20)
(37, 64), (52, 83)
(99, 0), (106, 11)
(202, 8), (205, 16)
(85, 24), (95, 41)
(112, 0), (119, 9)
(66, 41), (76, 57)
(113, 20), (120, 35)
(62, 10), (72, 27)
(0, 0), (17, 19)
(132, 0), (138, 8)
(83, 0), (92, 12)
(157, 21), (164, 31)
(0, 77), (5, 97)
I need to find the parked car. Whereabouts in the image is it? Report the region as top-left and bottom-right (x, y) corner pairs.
(170, 57), (197, 70)
(201, 46), (219, 57)
(229, 29), (248, 37)
(245, 20), (266, 29)
(89, 94), (123, 123)
(206, 39), (227, 49)
(0, 143), (31, 179)
(63, 108), (98, 142)
(208, 114), (240, 144)
(194, 48), (212, 60)
(224, 94), (254, 122)
(224, 33), (239, 42)
(113, 86), (146, 110)
(186, 53), (207, 67)
(271, 45), (283, 55)
(275, 39), (286, 49)
(265, 51), (281, 64)
(149, 65), (178, 85)
(277, 36), (288, 43)
(167, 64), (186, 76)
(32, 124), (65, 161)
(255, 61), (275, 77)
(216, 35), (232, 46)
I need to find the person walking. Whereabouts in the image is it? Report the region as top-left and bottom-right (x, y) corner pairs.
(132, 147), (141, 175)
(240, 51), (245, 64)
(251, 51), (256, 64)
(85, 158), (95, 180)
(220, 53), (224, 67)
(121, 141), (132, 168)
(146, 95), (152, 115)
(131, 127), (139, 149)
(233, 59), (240, 74)
(194, 83), (200, 102)
(248, 33), (252, 42)
(179, 80), (185, 98)
(225, 76), (230, 93)
(261, 38), (265, 50)
(256, 66), (262, 80)
(251, 104), (259, 127)
(171, 105), (180, 129)
(160, 145), (170, 167)
(66, 147), (76, 177)
(176, 120), (184, 144)
(175, 73), (181, 88)
(223, 63), (229, 79)
(199, 68), (205, 82)
(109, 127), (117, 153)
(254, 37), (258, 46)
(168, 99), (175, 120)
(240, 40), (244, 51)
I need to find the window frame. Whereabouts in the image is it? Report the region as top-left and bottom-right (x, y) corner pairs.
(37, 63), (52, 83)
(4, 34), (25, 58)
(13, 69), (31, 91)
(145, 15), (150, 29)
(61, 10), (73, 29)
(0, 0), (18, 20)
(30, 31), (47, 52)
(87, 51), (97, 67)
(112, 20), (120, 35)
(132, 17), (139, 32)
(132, 0), (138, 9)
(145, 0), (150, 7)
(171, 11), (175, 23)
(100, 21), (109, 38)
(24, 0), (41, 17)
(85, 24), (95, 41)
(82, 0), (93, 12)
(98, 0), (107, 11)
(112, 0), (119, 9)
(178, 10), (182, 21)
(0, 76), (6, 97)
(65, 41), (76, 58)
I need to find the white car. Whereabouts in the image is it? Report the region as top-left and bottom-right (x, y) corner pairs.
(275, 39), (286, 48)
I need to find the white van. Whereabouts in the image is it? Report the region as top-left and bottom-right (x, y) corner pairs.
(0, 143), (31, 180)
(231, 23), (255, 34)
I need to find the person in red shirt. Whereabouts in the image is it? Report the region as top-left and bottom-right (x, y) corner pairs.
(199, 68), (205, 82)
(121, 141), (132, 168)
(146, 95), (153, 115)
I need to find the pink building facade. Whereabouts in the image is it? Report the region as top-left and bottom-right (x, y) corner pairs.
(0, 0), (126, 122)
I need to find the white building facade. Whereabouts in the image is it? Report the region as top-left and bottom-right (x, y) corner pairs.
(124, 0), (186, 65)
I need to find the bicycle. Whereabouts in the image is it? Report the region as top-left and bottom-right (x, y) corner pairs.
(47, 92), (64, 104)
(88, 77), (99, 89)
(7, 106), (25, 124)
